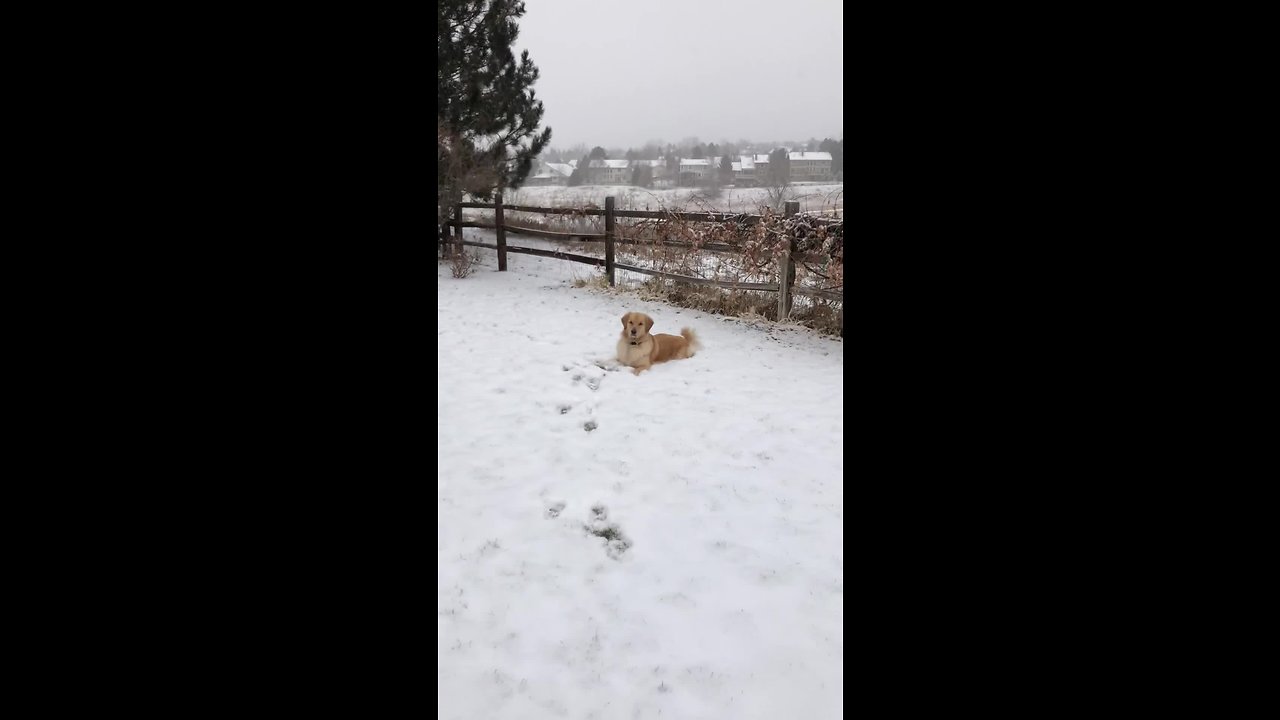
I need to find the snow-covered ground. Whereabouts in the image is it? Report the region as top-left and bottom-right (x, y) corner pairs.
(438, 244), (844, 719)
(501, 183), (845, 215)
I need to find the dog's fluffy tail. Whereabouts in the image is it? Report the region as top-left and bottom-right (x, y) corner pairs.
(681, 327), (702, 356)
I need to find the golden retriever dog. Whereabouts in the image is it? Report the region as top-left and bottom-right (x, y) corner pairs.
(616, 312), (701, 375)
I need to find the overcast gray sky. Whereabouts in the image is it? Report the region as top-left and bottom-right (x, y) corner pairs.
(514, 0), (843, 151)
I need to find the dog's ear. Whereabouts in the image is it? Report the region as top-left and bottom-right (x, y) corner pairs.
(621, 313), (630, 327)
(643, 314), (654, 332)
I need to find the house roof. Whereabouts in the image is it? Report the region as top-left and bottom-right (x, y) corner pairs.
(753, 154), (771, 164)
(543, 163), (573, 177)
(739, 156), (755, 169)
(788, 152), (833, 161)
(588, 159), (630, 169)
(680, 159), (711, 167)
(731, 162), (742, 172)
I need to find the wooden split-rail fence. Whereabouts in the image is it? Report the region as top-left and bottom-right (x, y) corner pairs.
(441, 195), (842, 334)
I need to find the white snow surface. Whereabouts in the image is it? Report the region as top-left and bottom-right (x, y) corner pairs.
(438, 246), (844, 719)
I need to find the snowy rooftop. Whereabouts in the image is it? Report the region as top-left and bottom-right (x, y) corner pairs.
(679, 159), (711, 167)
(543, 162), (573, 177)
(731, 162), (742, 171)
(788, 152), (833, 161)
(589, 159), (631, 169)
(739, 156), (755, 169)
(753, 154), (771, 163)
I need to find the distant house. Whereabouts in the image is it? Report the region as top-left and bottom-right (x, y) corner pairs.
(643, 159), (668, 174)
(787, 151), (833, 182)
(752, 154), (772, 185)
(646, 158), (678, 187)
(678, 158), (711, 186)
(733, 155), (756, 186)
(524, 161), (573, 186)
(710, 156), (731, 183)
(630, 159), (670, 187)
(587, 159), (631, 185)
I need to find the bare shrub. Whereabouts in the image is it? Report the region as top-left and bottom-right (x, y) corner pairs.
(571, 270), (609, 290)
(450, 248), (479, 278)
(639, 277), (779, 321)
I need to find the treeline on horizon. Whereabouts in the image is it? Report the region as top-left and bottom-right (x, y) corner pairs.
(540, 136), (844, 167)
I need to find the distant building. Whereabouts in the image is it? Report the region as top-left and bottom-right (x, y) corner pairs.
(733, 155), (757, 186)
(752, 154), (772, 185)
(787, 151), (833, 182)
(587, 159), (631, 185)
(524, 161), (573, 186)
(678, 158), (711, 186)
(630, 159), (670, 186)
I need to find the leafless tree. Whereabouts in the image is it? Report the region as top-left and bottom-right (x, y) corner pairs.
(763, 170), (792, 211)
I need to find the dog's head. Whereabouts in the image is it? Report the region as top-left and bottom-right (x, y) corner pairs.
(621, 312), (653, 342)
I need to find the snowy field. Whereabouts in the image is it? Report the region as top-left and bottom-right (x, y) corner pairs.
(500, 183), (844, 215)
(438, 241), (844, 718)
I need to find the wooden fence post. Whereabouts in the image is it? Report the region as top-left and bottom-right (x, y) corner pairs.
(453, 202), (464, 257)
(778, 200), (799, 320)
(495, 192), (507, 271)
(605, 196), (616, 286)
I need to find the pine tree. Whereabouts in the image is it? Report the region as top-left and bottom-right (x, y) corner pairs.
(719, 154), (734, 183)
(438, 0), (551, 215)
(768, 147), (791, 185)
(568, 154), (590, 186)
(631, 164), (653, 187)
(590, 146), (608, 160)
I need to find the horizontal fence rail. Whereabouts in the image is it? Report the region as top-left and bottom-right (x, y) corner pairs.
(613, 263), (781, 291)
(464, 220), (606, 240)
(444, 195), (842, 335)
(461, 202), (769, 224)
(454, 240), (605, 266)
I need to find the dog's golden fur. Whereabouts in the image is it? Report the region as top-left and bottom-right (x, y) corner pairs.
(616, 312), (701, 375)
